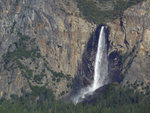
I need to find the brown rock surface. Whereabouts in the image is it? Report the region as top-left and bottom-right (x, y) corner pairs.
(0, 0), (149, 99)
(107, 0), (150, 86)
(0, 0), (96, 98)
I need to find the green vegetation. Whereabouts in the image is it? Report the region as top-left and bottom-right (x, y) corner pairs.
(2, 47), (40, 63)
(59, 91), (66, 96)
(2, 32), (41, 63)
(33, 72), (46, 84)
(17, 60), (33, 79)
(50, 69), (71, 83)
(0, 84), (150, 113)
(75, 0), (143, 24)
(50, 70), (71, 80)
(44, 62), (71, 82)
(67, 83), (73, 88)
(2, 32), (42, 81)
(51, 70), (71, 83)
(3, 32), (70, 83)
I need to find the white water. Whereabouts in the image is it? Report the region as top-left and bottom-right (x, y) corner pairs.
(72, 26), (108, 104)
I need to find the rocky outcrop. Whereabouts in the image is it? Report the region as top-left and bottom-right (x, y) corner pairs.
(72, 25), (109, 91)
(67, 0), (150, 94)
(0, 0), (149, 100)
(0, 0), (96, 98)
(107, 0), (150, 87)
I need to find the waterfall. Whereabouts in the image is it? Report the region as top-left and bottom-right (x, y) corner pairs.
(72, 26), (108, 104)
(92, 26), (108, 91)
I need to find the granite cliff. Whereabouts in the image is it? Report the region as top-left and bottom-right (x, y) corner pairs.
(107, 0), (150, 90)
(0, 0), (149, 100)
(73, 0), (150, 94)
(0, 0), (96, 98)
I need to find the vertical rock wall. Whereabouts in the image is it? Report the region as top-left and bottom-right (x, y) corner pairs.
(0, 0), (96, 98)
(107, 0), (150, 86)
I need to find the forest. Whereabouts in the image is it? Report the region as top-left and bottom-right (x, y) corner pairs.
(0, 83), (150, 113)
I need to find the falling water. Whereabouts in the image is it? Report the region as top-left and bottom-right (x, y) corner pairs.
(92, 26), (108, 91)
(72, 26), (108, 104)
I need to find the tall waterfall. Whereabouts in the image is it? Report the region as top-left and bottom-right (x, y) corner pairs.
(72, 26), (108, 104)
(92, 26), (108, 91)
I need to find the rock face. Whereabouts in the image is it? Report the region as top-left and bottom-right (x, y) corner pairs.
(107, 0), (150, 86)
(0, 0), (96, 98)
(0, 0), (149, 99)
(72, 25), (109, 91)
